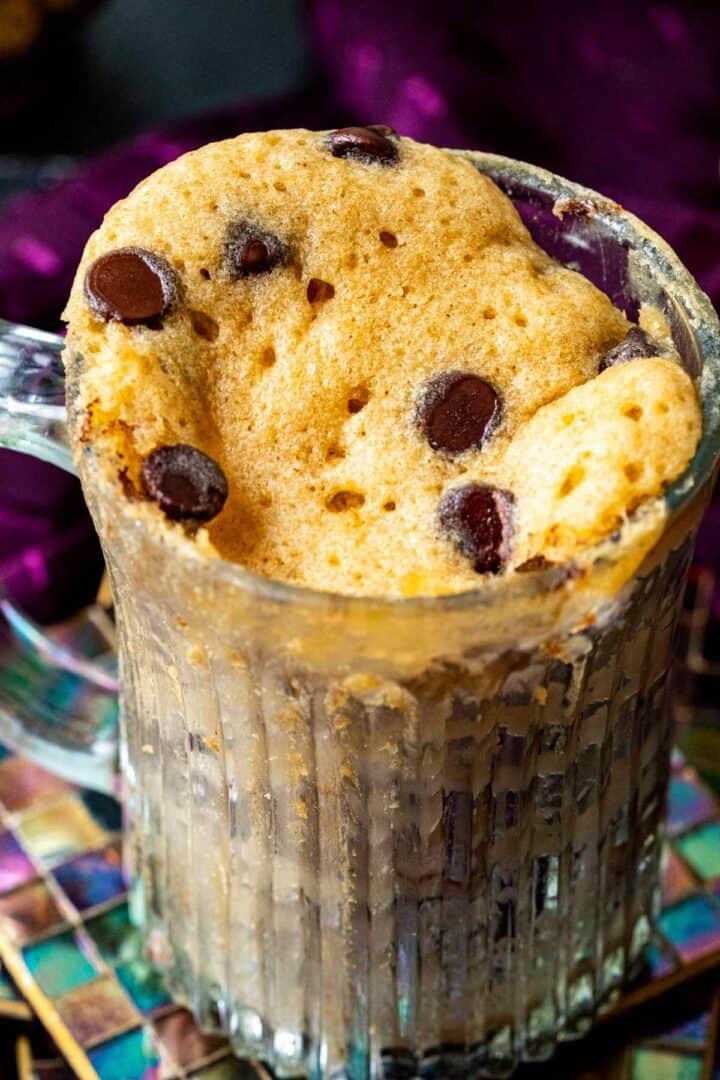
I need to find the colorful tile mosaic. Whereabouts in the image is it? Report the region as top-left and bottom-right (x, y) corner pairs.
(86, 902), (139, 967)
(677, 821), (720, 881)
(644, 941), (675, 979)
(52, 841), (125, 911)
(0, 878), (65, 945)
(116, 956), (171, 1015)
(18, 795), (105, 865)
(87, 1028), (161, 1080)
(631, 1048), (703, 1079)
(0, 755), (70, 812)
(657, 895), (720, 964)
(23, 929), (97, 996)
(661, 846), (697, 907)
(661, 1011), (711, 1050)
(154, 1007), (227, 1068)
(667, 772), (718, 836)
(0, 829), (35, 892)
(55, 974), (139, 1047)
(1, 591), (720, 1076)
(0, 742), (718, 1079)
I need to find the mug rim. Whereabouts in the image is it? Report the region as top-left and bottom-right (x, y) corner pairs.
(89, 149), (720, 613)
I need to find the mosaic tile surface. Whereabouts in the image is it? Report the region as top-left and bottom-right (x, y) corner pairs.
(0, 629), (279, 1077)
(0, 735), (716, 1078)
(2, 572), (720, 1076)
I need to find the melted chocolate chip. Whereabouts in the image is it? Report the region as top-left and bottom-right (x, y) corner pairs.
(326, 126), (399, 165)
(141, 444), (228, 522)
(225, 222), (288, 277)
(85, 248), (177, 325)
(439, 484), (513, 574)
(367, 123), (397, 137)
(420, 372), (501, 454)
(598, 326), (659, 372)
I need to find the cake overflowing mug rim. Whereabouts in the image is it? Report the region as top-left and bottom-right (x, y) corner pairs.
(72, 148), (720, 612)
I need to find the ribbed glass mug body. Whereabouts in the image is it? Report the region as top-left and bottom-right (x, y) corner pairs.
(105, 514), (696, 1080)
(70, 152), (720, 1079)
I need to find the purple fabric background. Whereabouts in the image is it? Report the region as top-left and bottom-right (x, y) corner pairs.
(1, 0), (719, 620)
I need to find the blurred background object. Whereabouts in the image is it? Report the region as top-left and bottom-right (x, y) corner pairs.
(0, 0), (102, 125)
(0, 0), (718, 630)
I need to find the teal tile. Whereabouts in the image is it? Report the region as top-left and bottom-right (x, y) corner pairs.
(88, 1027), (161, 1079)
(23, 930), (97, 997)
(667, 776), (717, 836)
(85, 902), (170, 1011)
(632, 1048), (702, 1079)
(645, 941), (675, 978)
(677, 822), (720, 880)
(658, 896), (720, 962)
(116, 959), (171, 1014)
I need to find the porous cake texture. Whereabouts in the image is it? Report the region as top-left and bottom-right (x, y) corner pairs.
(63, 128), (701, 597)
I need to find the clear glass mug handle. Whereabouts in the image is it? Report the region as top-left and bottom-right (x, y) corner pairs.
(0, 318), (118, 793)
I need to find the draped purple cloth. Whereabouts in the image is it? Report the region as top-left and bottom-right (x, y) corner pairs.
(2, 0), (718, 619)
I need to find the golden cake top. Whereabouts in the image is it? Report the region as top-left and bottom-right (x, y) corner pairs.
(63, 128), (701, 597)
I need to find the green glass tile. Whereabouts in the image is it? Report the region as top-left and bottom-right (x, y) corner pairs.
(18, 795), (105, 865)
(88, 1027), (161, 1079)
(81, 789), (123, 833)
(116, 959), (171, 1014)
(632, 1049), (702, 1079)
(677, 822), (720, 880)
(86, 902), (142, 966)
(23, 930), (97, 997)
(658, 895), (720, 962)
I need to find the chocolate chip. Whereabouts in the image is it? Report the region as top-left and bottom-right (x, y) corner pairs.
(141, 444), (228, 522)
(419, 372), (501, 454)
(439, 484), (513, 574)
(599, 327), (659, 372)
(225, 222), (288, 277)
(85, 248), (177, 325)
(326, 126), (399, 166)
(367, 123), (397, 137)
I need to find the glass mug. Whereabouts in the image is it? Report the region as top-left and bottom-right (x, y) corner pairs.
(1, 153), (720, 1080)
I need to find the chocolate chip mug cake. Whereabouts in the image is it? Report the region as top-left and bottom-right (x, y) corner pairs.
(60, 129), (716, 1077)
